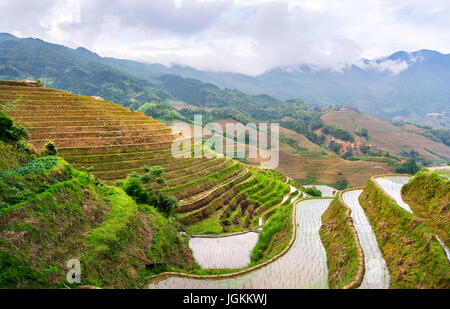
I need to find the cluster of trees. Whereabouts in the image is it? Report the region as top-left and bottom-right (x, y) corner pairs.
(321, 125), (355, 142)
(396, 159), (421, 174)
(423, 128), (450, 146)
(118, 166), (179, 217)
(355, 128), (369, 139)
(138, 102), (187, 123)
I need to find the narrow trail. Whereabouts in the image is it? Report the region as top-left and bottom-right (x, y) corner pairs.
(148, 199), (332, 289)
(374, 176), (450, 261)
(342, 190), (390, 289)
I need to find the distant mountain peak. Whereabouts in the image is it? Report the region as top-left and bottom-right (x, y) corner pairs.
(0, 33), (18, 42)
(75, 47), (100, 58)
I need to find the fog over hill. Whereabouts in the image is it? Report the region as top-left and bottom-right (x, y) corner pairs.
(1, 33), (449, 128)
(127, 49), (450, 128)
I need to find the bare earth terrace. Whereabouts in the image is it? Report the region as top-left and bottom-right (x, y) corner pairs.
(0, 81), (245, 202)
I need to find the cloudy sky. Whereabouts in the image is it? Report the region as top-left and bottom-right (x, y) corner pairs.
(1, 0), (449, 75)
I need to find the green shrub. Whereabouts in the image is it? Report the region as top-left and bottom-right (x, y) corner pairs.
(42, 141), (58, 156)
(396, 159), (421, 174)
(0, 157), (73, 211)
(0, 252), (46, 288)
(0, 111), (28, 142)
(119, 166), (179, 217)
(304, 186), (322, 197)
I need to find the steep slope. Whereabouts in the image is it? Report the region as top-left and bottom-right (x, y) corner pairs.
(1, 81), (293, 240)
(321, 108), (450, 164)
(0, 156), (195, 289)
(402, 169), (450, 247)
(277, 126), (394, 187)
(0, 81), (245, 202)
(358, 176), (449, 288)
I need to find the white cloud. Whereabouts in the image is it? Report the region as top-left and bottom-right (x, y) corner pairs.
(0, 0), (449, 75)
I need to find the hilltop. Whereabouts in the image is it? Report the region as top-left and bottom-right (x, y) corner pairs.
(320, 107), (450, 164)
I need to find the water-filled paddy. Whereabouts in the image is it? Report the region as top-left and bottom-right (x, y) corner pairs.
(304, 185), (338, 197)
(342, 189), (389, 288)
(375, 176), (450, 260)
(189, 232), (259, 269)
(148, 199), (332, 289)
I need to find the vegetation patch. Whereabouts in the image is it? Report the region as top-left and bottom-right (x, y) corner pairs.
(320, 196), (361, 289)
(250, 199), (293, 265)
(402, 171), (449, 247)
(359, 179), (450, 289)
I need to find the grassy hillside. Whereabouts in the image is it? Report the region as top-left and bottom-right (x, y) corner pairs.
(359, 179), (450, 288)
(0, 82), (304, 286)
(320, 195), (361, 289)
(0, 155), (195, 288)
(402, 170), (450, 247)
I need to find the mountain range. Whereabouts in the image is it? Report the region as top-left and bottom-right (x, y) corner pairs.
(0, 32), (449, 128)
(124, 49), (450, 128)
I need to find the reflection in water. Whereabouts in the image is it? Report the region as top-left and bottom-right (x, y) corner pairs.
(189, 232), (259, 269)
(148, 199), (331, 289)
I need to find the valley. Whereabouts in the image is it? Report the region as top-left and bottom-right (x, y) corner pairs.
(0, 81), (448, 289)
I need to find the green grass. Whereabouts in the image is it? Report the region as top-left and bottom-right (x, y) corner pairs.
(250, 199), (293, 264)
(320, 196), (360, 289)
(402, 171), (450, 247)
(0, 148), (195, 288)
(0, 141), (37, 171)
(359, 179), (450, 289)
(0, 157), (77, 213)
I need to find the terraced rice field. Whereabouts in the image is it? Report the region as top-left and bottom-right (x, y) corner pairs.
(374, 176), (450, 260)
(374, 176), (413, 212)
(0, 82), (246, 200)
(189, 232), (259, 269)
(181, 170), (291, 234)
(342, 190), (390, 288)
(148, 199), (331, 289)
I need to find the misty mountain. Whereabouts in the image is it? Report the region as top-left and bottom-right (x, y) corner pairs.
(124, 49), (450, 128)
(1, 33), (449, 128)
(0, 33), (315, 125)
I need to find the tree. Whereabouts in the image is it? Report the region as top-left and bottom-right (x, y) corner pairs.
(119, 166), (179, 217)
(0, 111), (28, 142)
(42, 141), (58, 156)
(355, 128), (369, 139)
(396, 159), (421, 175)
